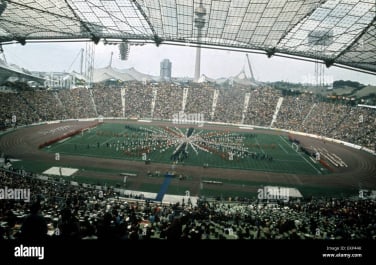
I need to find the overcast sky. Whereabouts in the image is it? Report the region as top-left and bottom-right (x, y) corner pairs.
(2, 42), (376, 85)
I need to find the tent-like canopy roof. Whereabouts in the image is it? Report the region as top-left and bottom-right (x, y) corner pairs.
(198, 70), (259, 86)
(0, 0), (375, 74)
(93, 66), (156, 83)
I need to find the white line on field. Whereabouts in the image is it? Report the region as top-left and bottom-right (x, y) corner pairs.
(279, 135), (321, 175)
(278, 143), (288, 154)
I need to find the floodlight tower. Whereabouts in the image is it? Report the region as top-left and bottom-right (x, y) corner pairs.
(194, 0), (206, 82)
(85, 42), (95, 88)
(79, 48), (84, 75)
(308, 30), (333, 89)
(109, 51), (113, 68)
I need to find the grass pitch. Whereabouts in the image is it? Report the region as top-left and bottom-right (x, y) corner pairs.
(44, 123), (326, 175)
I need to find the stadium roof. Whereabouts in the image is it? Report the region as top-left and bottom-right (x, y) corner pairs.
(0, 0), (375, 74)
(0, 58), (45, 84)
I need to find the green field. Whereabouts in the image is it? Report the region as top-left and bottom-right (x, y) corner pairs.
(44, 123), (327, 175)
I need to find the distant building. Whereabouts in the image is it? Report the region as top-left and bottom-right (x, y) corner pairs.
(160, 59), (172, 81)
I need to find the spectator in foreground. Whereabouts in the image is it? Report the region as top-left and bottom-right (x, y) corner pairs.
(20, 201), (48, 241)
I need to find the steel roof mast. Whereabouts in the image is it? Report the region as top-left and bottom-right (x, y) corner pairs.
(246, 54), (255, 82)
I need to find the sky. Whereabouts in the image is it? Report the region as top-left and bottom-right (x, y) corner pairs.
(2, 41), (376, 85)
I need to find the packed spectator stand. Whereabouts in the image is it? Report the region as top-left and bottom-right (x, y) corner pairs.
(0, 168), (375, 240)
(0, 82), (374, 151)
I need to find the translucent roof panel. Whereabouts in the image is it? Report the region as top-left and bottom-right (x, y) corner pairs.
(0, 0), (375, 74)
(336, 20), (376, 73)
(278, 0), (375, 60)
(67, 0), (153, 38)
(0, 0), (82, 39)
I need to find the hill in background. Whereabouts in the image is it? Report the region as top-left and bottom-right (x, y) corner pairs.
(270, 80), (376, 105)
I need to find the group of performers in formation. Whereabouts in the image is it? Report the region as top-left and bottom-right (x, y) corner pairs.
(74, 125), (275, 163)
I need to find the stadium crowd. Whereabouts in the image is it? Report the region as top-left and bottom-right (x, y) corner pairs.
(0, 82), (375, 151)
(184, 85), (213, 120)
(245, 87), (281, 127)
(214, 88), (245, 124)
(0, 168), (375, 240)
(153, 84), (184, 120)
(123, 82), (153, 119)
(92, 85), (123, 117)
